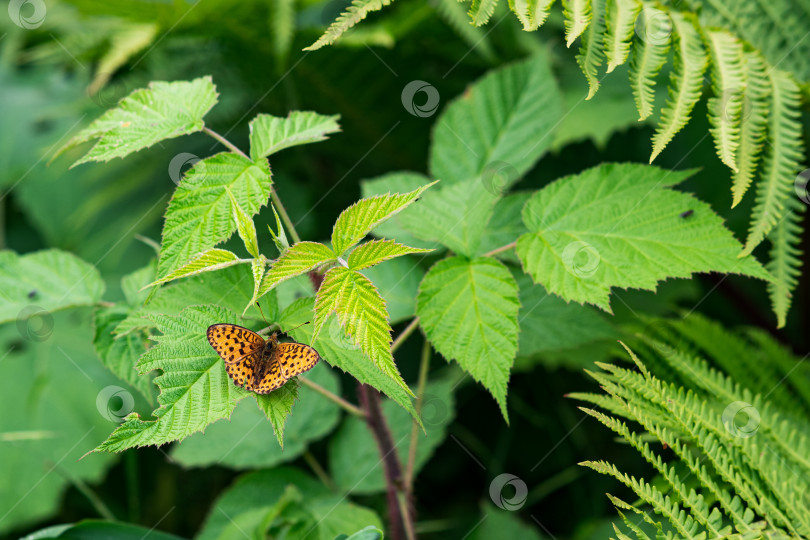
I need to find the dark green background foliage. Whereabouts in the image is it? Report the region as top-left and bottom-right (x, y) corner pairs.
(1, 0), (809, 539)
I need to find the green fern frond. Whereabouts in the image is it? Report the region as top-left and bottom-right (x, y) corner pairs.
(433, 0), (497, 61)
(469, 0), (499, 26)
(741, 69), (804, 255)
(563, 0), (592, 47)
(649, 12), (708, 162)
(766, 196), (805, 328)
(730, 52), (770, 208)
(305, 0), (395, 50)
(603, 0), (641, 72)
(628, 4), (671, 120)
(508, 0), (555, 30)
(706, 30), (744, 172)
(576, 0), (606, 98)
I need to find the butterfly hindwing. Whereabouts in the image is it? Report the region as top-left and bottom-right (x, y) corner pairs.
(276, 342), (320, 379)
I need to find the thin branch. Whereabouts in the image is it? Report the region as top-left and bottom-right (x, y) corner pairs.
(391, 317), (420, 354)
(299, 376), (366, 417)
(397, 491), (417, 540)
(358, 383), (409, 540)
(482, 240), (517, 258)
(405, 340), (431, 494)
(271, 188), (302, 244)
(203, 127), (249, 159)
(303, 450), (337, 492)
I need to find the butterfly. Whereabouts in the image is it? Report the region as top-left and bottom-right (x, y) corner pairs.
(206, 323), (320, 394)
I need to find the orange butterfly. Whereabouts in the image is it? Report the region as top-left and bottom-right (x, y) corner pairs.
(206, 324), (320, 394)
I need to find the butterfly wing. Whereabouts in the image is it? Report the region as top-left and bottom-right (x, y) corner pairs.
(275, 342), (320, 379)
(252, 351), (289, 394)
(207, 324), (266, 389)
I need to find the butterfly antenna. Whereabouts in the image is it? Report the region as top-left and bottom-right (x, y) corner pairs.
(255, 301), (270, 326)
(285, 321), (311, 333)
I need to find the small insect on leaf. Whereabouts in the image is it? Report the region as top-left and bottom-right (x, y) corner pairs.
(206, 323), (320, 394)
(680, 210), (694, 218)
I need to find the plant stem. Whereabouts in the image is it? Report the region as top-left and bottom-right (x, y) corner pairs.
(299, 376), (366, 417)
(391, 317), (420, 354)
(405, 340), (431, 494)
(204, 127), (249, 159)
(482, 240), (517, 258)
(357, 383), (410, 540)
(270, 188), (302, 244)
(203, 126), (303, 244)
(303, 450), (337, 492)
(397, 491), (417, 540)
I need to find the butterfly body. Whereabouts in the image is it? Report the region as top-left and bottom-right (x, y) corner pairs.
(206, 323), (320, 394)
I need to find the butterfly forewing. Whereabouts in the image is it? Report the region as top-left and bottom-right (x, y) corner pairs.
(206, 324), (265, 364)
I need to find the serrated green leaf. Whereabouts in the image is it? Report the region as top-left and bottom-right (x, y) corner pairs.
(116, 265), (257, 338)
(258, 241), (336, 298)
(430, 53), (563, 185)
(147, 249), (245, 288)
(93, 306), (154, 402)
(417, 257), (519, 419)
(360, 172), (444, 250)
(603, 0), (640, 72)
(243, 255), (269, 316)
(360, 256), (424, 324)
(516, 163), (772, 312)
(314, 267), (411, 395)
(0, 249), (105, 324)
(94, 305), (255, 453)
(305, 0), (395, 50)
(563, 0), (592, 47)
(226, 187), (260, 258)
(282, 297), (419, 421)
(158, 152), (273, 280)
(170, 364), (340, 465)
(58, 77), (218, 166)
(121, 260), (156, 306)
(395, 178), (500, 257)
(649, 12), (708, 162)
(255, 378), (299, 449)
(248, 112), (341, 161)
(347, 239), (431, 270)
(268, 203), (290, 253)
(508, 0), (555, 31)
(513, 271), (615, 357)
(331, 183), (437, 256)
